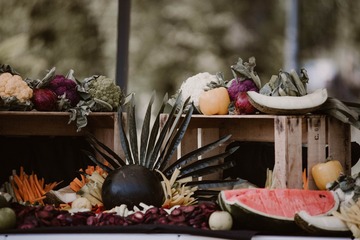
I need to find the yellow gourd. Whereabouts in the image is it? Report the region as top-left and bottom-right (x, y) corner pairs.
(311, 160), (343, 190)
(199, 87), (230, 115)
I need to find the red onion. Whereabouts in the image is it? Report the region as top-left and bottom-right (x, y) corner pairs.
(32, 88), (58, 111)
(234, 92), (257, 114)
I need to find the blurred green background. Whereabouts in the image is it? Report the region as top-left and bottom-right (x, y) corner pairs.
(0, 0), (360, 103)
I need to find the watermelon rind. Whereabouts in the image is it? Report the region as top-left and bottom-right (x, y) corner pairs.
(218, 189), (339, 233)
(294, 211), (352, 237)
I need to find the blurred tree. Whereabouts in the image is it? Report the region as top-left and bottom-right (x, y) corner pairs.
(128, 0), (360, 103)
(128, 0), (284, 97)
(0, 0), (359, 102)
(0, 0), (116, 80)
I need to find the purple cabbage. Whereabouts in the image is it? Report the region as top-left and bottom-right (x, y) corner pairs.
(227, 78), (259, 101)
(48, 75), (80, 107)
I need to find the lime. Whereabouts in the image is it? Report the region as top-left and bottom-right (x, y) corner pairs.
(0, 207), (16, 230)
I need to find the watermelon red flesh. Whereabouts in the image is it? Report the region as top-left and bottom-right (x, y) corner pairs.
(222, 188), (337, 219)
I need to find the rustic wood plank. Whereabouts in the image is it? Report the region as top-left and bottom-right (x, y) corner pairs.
(327, 116), (352, 174)
(157, 114), (352, 189)
(180, 127), (198, 158)
(272, 116), (288, 189)
(0, 112), (120, 155)
(286, 116), (303, 189)
(307, 115), (327, 190)
(199, 128), (220, 180)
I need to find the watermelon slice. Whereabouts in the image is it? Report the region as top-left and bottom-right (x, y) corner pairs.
(218, 188), (339, 233)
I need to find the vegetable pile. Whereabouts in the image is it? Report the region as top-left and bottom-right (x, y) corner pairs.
(11, 201), (218, 230)
(167, 56), (360, 131)
(169, 57), (262, 115)
(0, 65), (125, 131)
(227, 57), (261, 115)
(2, 167), (61, 205)
(1, 57), (360, 238)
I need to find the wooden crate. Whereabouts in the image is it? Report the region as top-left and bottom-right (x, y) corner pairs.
(0, 111), (122, 158)
(161, 114), (351, 190)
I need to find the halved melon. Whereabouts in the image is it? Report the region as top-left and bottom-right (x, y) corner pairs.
(218, 188), (339, 233)
(294, 210), (351, 237)
(247, 88), (328, 115)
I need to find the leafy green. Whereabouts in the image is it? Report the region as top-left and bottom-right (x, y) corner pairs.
(163, 134), (232, 176)
(231, 57), (262, 89)
(260, 69), (308, 97)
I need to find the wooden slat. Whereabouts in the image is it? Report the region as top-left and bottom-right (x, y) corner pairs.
(199, 128), (220, 180)
(180, 127), (198, 158)
(0, 111), (120, 156)
(188, 117), (275, 142)
(327, 117), (351, 174)
(157, 114), (352, 189)
(286, 116), (303, 189)
(272, 116), (288, 189)
(307, 115), (327, 190)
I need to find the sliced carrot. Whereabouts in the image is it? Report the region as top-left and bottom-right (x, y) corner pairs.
(19, 166), (24, 181)
(34, 174), (46, 195)
(23, 177), (35, 202)
(73, 178), (84, 188)
(44, 181), (61, 192)
(85, 166), (94, 175)
(31, 196), (45, 205)
(70, 182), (81, 192)
(20, 184), (29, 202)
(13, 174), (24, 190)
(302, 168), (309, 190)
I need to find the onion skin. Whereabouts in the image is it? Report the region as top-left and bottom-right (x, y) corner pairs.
(101, 165), (165, 210)
(32, 88), (58, 111)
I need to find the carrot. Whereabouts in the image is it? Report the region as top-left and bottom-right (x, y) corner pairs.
(73, 177), (84, 188)
(95, 165), (105, 175)
(31, 196), (46, 205)
(302, 168), (309, 190)
(19, 166), (24, 181)
(20, 183), (30, 202)
(13, 174), (24, 190)
(44, 181), (62, 192)
(70, 182), (81, 192)
(34, 174), (46, 195)
(23, 177), (35, 202)
(30, 175), (42, 199)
